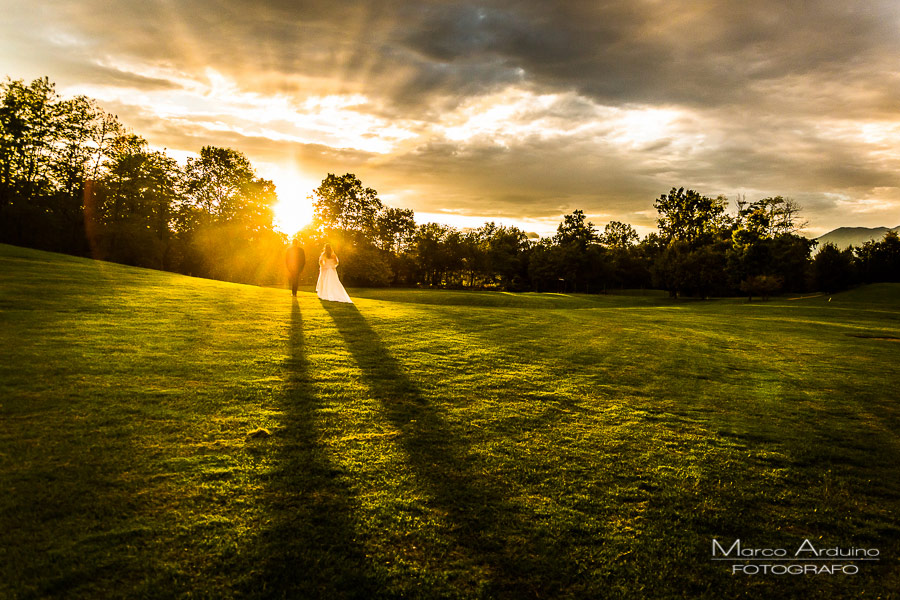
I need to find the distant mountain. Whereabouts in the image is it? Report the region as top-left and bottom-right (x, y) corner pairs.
(814, 226), (900, 250)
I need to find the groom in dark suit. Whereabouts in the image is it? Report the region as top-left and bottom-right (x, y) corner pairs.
(285, 238), (306, 297)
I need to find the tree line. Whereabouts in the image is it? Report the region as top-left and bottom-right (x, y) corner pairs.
(3, 76), (897, 295)
(1, 76), (285, 284)
(301, 177), (898, 296)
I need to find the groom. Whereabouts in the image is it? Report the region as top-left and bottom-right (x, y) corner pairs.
(285, 238), (306, 297)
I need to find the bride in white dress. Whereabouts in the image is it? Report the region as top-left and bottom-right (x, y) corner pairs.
(316, 244), (353, 303)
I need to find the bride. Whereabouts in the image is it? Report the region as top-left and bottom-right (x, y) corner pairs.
(316, 243), (353, 303)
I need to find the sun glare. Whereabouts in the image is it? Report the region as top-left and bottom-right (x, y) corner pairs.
(272, 173), (317, 235)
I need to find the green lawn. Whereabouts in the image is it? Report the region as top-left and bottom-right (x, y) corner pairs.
(1, 243), (898, 599)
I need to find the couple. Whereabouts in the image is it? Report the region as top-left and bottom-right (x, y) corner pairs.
(285, 241), (353, 303)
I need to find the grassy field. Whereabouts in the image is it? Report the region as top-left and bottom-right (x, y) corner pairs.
(1, 243), (898, 599)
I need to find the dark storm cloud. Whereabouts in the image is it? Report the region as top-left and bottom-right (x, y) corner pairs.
(23, 0), (900, 109)
(21, 0), (900, 115)
(393, 1), (900, 111)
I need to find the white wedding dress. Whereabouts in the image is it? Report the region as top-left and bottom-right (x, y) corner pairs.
(316, 254), (353, 303)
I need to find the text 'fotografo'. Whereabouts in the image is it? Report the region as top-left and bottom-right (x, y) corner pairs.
(711, 539), (880, 576)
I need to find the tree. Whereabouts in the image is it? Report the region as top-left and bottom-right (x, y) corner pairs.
(856, 231), (900, 283)
(441, 228), (469, 287)
(312, 173), (383, 241)
(548, 210), (606, 292)
(769, 234), (815, 293)
(727, 226), (772, 292)
(728, 196), (813, 295)
(811, 243), (856, 292)
(181, 146), (272, 228)
(374, 206), (416, 254)
(412, 222), (460, 287)
(596, 221), (642, 289)
(337, 243), (393, 287)
(527, 238), (559, 292)
(50, 95), (104, 199)
(0, 77), (128, 254)
(86, 134), (182, 268)
(0, 78), (57, 199)
(0, 77), (60, 247)
(651, 188), (730, 296)
(477, 223), (530, 290)
(734, 196), (807, 237)
(47, 95), (113, 253)
(459, 229), (485, 288)
(554, 209), (597, 249)
(600, 221), (639, 249)
(654, 187), (729, 246)
(176, 146), (278, 281)
(652, 239), (730, 298)
(0, 76), (288, 284)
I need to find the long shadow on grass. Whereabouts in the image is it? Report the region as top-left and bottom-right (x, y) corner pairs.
(323, 301), (577, 597)
(239, 298), (377, 598)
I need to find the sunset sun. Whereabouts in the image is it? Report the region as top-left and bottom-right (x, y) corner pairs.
(272, 173), (317, 235)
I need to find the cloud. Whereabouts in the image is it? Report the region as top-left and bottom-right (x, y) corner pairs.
(5, 0), (900, 234)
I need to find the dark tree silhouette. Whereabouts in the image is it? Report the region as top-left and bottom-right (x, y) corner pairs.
(856, 231), (900, 283)
(812, 243), (857, 293)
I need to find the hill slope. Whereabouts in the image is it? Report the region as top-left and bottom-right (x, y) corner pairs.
(815, 225), (900, 250)
(2, 243), (900, 599)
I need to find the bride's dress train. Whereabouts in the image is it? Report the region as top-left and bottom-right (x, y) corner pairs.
(316, 255), (353, 303)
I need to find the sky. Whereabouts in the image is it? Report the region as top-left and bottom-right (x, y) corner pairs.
(2, 0), (900, 237)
